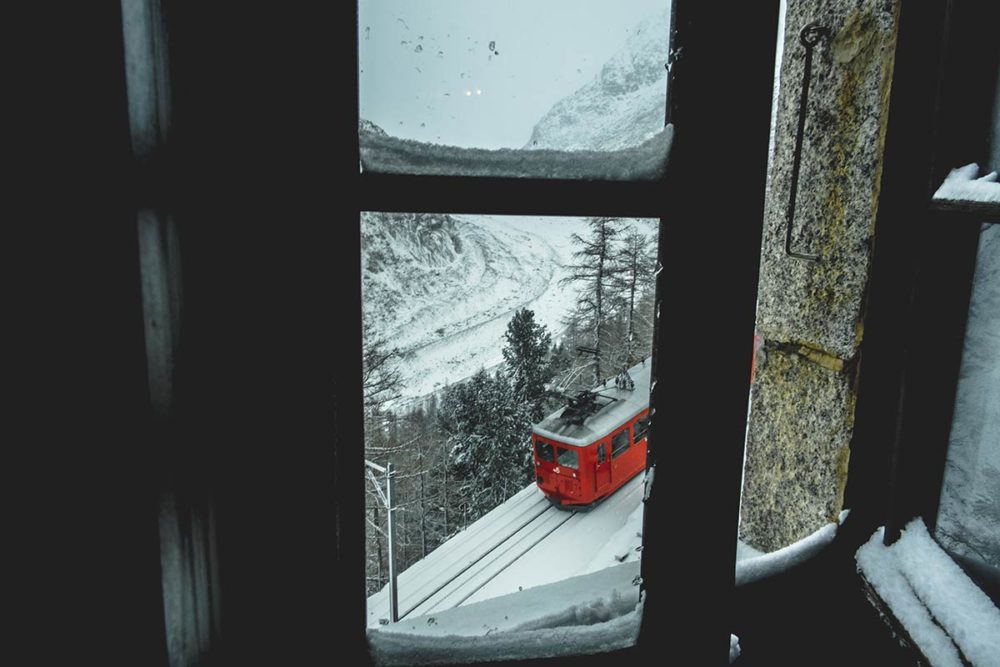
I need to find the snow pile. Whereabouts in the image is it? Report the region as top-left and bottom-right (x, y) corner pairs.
(368, 562), (643, 665)
(730, 633), (741, 663)
(359, 123), (672, 180)
(368, 606), (641, 666)
(735, 510), (847, 585)
(856, 519), (1000, 666)
(526, 8), (671, 151)
(933, 164), (1000, 204)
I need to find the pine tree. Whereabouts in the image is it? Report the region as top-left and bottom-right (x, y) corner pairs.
(438, 369), (533, 521)
(560, 217), (625, 385)
(612, 227), (658, 366)
(502, 309), (552, 422)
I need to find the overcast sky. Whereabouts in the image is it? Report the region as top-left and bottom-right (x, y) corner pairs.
(359, 0), (668, 149)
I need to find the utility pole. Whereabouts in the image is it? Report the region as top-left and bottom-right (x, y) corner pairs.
(366, 459), (399, 622)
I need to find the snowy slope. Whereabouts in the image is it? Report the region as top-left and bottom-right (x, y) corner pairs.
(366, 474), (646, 628)
(362, 214), (657, 410)
(525, 8), (670, 151)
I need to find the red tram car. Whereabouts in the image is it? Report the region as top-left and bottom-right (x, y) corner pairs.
(532, 359), (652, 509)
(534, 336), (761, 509)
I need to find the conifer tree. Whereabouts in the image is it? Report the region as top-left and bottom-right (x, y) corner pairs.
(560, 217), (625, 385)
(502, 309), (552, 422)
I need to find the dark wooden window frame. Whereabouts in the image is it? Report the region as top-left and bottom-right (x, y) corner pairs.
(848, 0), (1000, 600)
(345, 2), (780, 665)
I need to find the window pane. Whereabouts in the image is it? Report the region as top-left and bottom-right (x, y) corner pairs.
(556, 446), (579, 469)
(935, 223), (1000, 573)
(535, 440), (554, 462)
(612, 429), (630, 458)
(634, 416), (650, 442)
(358, 0), (672, 178)
(362, 211), (659, 661)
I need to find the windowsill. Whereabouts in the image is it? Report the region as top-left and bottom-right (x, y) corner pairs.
(735, 510), (848, 586)
(855, 518), (1000, 666)
(931, 163), (1000, 221)
(359, 124), (673, 181)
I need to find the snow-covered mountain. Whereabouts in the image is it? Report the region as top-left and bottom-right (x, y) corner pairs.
(361, 213), (584, 407)
(525, 8), (670, 151)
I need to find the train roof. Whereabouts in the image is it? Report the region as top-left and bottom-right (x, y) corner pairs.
(532, 359), (652, 447)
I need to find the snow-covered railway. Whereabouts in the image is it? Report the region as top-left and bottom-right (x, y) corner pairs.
(366, 474), (645, 627)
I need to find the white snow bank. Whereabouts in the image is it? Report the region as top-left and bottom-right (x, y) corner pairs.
(360, 123), (672, 180)
(856, 519), (1000, 667)
(730, 633), (741, 663)
(368, 605), (641, 666)
(735, 510), (848, 586)
(933, 163), (1000, 204)
(380, 561), (640, 639)
(368, 563), (642, 665)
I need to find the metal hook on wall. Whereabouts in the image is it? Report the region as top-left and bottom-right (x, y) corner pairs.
(784, 21), (829, 262)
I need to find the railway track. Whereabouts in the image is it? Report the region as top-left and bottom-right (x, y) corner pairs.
(366, 476), (644, 626)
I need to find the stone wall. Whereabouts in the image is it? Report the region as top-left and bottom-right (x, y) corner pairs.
(741, 0), (899, 552)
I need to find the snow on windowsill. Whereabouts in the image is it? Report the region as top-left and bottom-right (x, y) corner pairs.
(367, 559), (742, 665)
(735, 510), (849, 586)
(855, 518), (1000, 667)
(359, 124), (673, 181)
(933, 163), (1000, 204)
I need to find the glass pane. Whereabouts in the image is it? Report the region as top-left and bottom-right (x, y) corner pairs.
(556, 447), (579, 469)
(361, 211), (659, 662)
(935, 223), (1000, 574)
(358, 0), (672, 179)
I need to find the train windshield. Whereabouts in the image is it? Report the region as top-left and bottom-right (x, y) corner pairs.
(535, 440), (555, 463)
(556, 447), (579, 469)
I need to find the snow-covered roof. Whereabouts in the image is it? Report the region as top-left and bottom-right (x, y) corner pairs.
(533, 359), (652, 447)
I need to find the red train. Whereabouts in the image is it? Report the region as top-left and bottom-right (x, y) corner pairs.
(532, 359), (652, 509)
(534, 336), (763, 509)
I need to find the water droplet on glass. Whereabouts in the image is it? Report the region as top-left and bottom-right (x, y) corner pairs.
(420, 122), (426, 127)
(364, 26), (370, 40)
(489, 40), (496, 51)
(414, 44), (423, 53)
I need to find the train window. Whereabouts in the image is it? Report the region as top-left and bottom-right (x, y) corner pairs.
(358, 0), (671, 179)
(633, 416), (650, 443)
(535, 440), (555, 463)
(556, 447), (579, 470)
(611, 429), (630, 459)
(597, 443), (607, 464)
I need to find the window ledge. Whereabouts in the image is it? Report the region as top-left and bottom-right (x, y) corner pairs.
(360, 124), (673, 181)
(931, 164), (1000, 222)
(855, 519), (1000, 666)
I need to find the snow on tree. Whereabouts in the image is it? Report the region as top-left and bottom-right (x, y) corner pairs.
(610, 226), (658, 367)
(438, 369), (534, 522)
(362, 319), (402, 417)
(502, 309), (553, 423)
(560, 217), (626, 385)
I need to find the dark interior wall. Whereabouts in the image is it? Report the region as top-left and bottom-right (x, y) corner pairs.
(164, 2), (356, 663)
(15, 0), (166, 663)
(18, 2), (357, 664)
